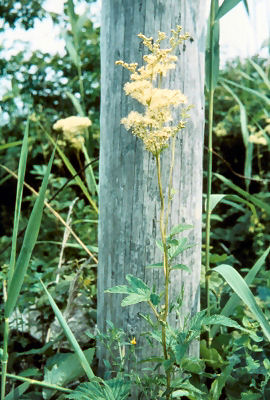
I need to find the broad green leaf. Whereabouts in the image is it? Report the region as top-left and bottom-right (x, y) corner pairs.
(211, 247), (270, 337)
(66, 91), (84, 116)
(43, 349), (95, 399)
(8, 119), (29, 284)
(169, 223), (193, 237)
(215, 0), (242, 20)
(105, 285), (131, 294)
(156, 239), (164, 251)
(172, 390), (189, 397)
(210, 363), (234, 400)
(221, 78), (270, 106)
(121, 293), (150, 307)
(181, 357), (205, 374)
(214, 173), (270, 214)
(171, 264), (190, 272)
(126, 274), (150, 293)
(145, 262), (163, 269)
(40, 280), (95, 380)
(4, 382), (30, 400)
(213, 264), (270, 342)
(170, 238), (195, 259)
(210, 253), (227, 263)
(150, 292), (160, 306)
(67, 379), (130, 400)
(203, 314), (260, 341)
(200, 339), (224, 369)
(5, 150), (54, 318)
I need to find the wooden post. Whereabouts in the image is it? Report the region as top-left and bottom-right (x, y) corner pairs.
(98, 0), (205, 370)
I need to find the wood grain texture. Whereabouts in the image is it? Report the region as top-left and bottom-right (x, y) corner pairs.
(98, 0), (206, 368)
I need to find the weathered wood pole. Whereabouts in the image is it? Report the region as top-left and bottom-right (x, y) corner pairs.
(98, 0), (205, 369)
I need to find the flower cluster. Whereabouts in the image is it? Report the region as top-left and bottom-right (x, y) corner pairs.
(53, 116), (91, 150)
(116, 26), (190, 154)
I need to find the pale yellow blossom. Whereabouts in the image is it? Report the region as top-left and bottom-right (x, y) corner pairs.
(53, 116), (91, 134)
(249, 133), (267, 146)
(116, 27), (190, 154)
(53, 116), (92, 150)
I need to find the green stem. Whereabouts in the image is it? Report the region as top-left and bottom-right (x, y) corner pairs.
(155, 153), (171, 398)
(165, 136), (176, 233)
(1, 317), (9, 399)
(205, 0), (216, 342)
(0, 372), (72, 393)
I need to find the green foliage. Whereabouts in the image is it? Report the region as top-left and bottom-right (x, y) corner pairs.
(67, 379), (131, 400)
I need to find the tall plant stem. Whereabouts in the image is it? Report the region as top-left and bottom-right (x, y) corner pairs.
(0, 372), (72, 393)
(205, 0), (216, 336)
(1, 317), (9, 399)
(155, 153), (171, 398)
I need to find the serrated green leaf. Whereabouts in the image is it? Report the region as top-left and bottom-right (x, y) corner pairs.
(202, 314), (260, 341)
(105, 285), (131, 294)
(181, 357), (205, 374)
(145, 262), (163, 269)
(121, 293), (150, 307)
(169, 223), (193, 237)
(156, 239), (164, 251)
(171, 264), (190, 272)
(200, 339), (224, 369)
(126, 274), (150, 293)
(170, 238), (195, 259)
(150, 292), (160, 306)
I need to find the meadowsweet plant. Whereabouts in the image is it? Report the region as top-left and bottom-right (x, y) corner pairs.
(106, 27), (199, 400)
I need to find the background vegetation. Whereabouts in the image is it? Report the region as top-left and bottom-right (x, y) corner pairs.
(0, 0), (269, 398)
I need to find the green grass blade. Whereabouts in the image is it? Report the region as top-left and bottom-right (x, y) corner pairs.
(66, 91), (84, 116)
(221, 82), (253, 189)
(208, 194), (257, 219)
(215, 0), (242, 20)
(8, 119), (29, 284)
(46, 132), (98, 213)
(205, 0), (220, 91)
(4, 382), (30, 400)
(40, 280), (94, 380)
(220, 78), (270, 106)
(213, 264), (270, 342)
(211, 247), (270, 337)
(242, 0), (249, 14)
(4, 150), (55, 318)
(82, 144), (98, 195)
(214, 173), (270, 214)
(0, 140), (23, 151)
(248, 58), (270, 90)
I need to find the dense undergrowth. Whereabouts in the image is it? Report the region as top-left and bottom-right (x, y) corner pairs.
(0, 0), (270, 399)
